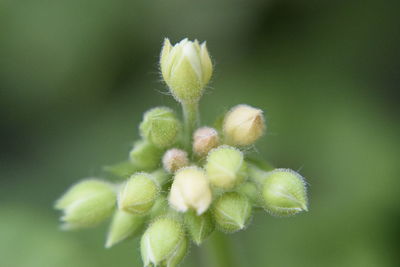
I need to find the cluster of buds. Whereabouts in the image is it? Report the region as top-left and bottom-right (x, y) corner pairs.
(55, 38), (309, 267)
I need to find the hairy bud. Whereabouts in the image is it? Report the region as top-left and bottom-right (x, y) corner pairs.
(193, 127), (219, 157)
(105, 210), (145, 248)
(162, 148), (189, 173)
(262, 169), (308, 216)
(213, 192), (252, 233)
(118, 173), (159, 214)
(141, 217), (188, 267)
(55, 179), (116, 230)
(169, 167), (212, 215)
(223, 104), (265, 146)
(205, 145), (247, 189)
(160, 38), (213, 104)
(184, 211), (215, 245)
(140, 107), (181, 148)
(129, 140), (163, 170)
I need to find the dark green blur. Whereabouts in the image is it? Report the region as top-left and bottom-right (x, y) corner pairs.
(1, 1), (399, 266)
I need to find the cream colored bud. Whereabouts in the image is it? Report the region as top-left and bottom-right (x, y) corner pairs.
(205, 145), (247, 189)
(262, 168), (308, 216)
(193, 127), (219, 156)
(162, 148), (189, 173)
(118, 173), (159, 214)
(169, 167), (212, 215)
(223, 104), (265, 146)
(160, 38), (213, 103)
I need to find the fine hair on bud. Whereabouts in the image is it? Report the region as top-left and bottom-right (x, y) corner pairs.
(55, 179), (116, 230)
(184, 210), (215, 245)
(118, 173), (159, 214)
(262, 168), (308, 216)
(160, 38), (213, 104)
(212, 192), (252, 233)
(193, 127), (219, 157)
(169, 167), (212, 215)
(162, 148), (189, 173)
(129, 140), (163, 170)
(139, 107), (181, 148)
(141, 217), (188, 267)
(105, 209), (145, 248)
(223, 104), (265, 146)
(205, 145), (247, 189)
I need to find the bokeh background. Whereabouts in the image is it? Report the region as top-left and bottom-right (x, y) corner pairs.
(1, 0), (399, 266)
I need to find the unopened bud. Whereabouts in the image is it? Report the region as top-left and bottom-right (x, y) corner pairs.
(118, 173), (159, 214)
(129, 140), (163, 170)
(105, 210), (145, 248)
(205, 145), (247, 189)
(140, 107), (181, 148)
(55, 179), (116, 230)
(160, 38), (213, 104)
(223, 104), (265, 146)
(169, 167), (212, 215)
(262, 169), (308, 216)
(193, 127), (219, 156)
(237, 182), (264, 207)
(162, 148), (189, 173)
(184, 211), (215, 245)
(213, 192), (252, 233)
(141, 217), (188, 267)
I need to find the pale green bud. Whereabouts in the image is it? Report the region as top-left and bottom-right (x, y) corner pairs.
(55, 179), (116, 230)
(118, 173), (159, 214)
(129, 140), (163, 170)
(162, 148), (189, 173)
(205, 145), (247, 189)
(212, 192), (252, 233)
(105, 209), (145, 248)
(140, 107), (181, 148)
(193, 127), (219, 157)
(184, 211), (215, 245)
(223, 104), (265, 146)
(262, 168), (308, 216)
(141, 217), (188, 267)
(169, 167), (212, 215)
(160, 38), (213, 104)
(237, 182), (264, 207)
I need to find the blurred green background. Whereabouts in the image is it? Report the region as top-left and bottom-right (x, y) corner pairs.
(1, 0), (399, 266)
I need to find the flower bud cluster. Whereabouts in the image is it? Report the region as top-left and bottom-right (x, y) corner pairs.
(54, 37), (309, 267)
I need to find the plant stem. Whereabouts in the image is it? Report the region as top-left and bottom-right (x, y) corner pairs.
(205, 232), (237, 267)
(182, 101), (199, 152)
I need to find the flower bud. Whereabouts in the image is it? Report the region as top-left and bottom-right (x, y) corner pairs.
(160, 38), (213, 104)
(139, 107), (181, 148)
(129, 140), (163, 170)
(212, 192), (252, 233)
(169, 167), (212, 215)
(205, 145), (247, 189)
(141, 217), (188, 267)
(55, 179), (116, 230)
(193, 127), (219, 157)
(223, 104), (265, 146)
(237, 182), (264, 207)
(262, 169), (308, 216)
(162, 148), (189, 173)
(184, 211), (215, 245)
(105, 210), (145, 248)
(118, 173), (159, 214)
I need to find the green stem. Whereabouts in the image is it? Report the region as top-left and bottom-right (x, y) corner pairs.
(205, 232), (237, 267)
(182, 101), (199, 152)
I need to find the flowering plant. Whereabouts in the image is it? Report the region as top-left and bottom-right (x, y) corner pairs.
(55, 38), (309, 267)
